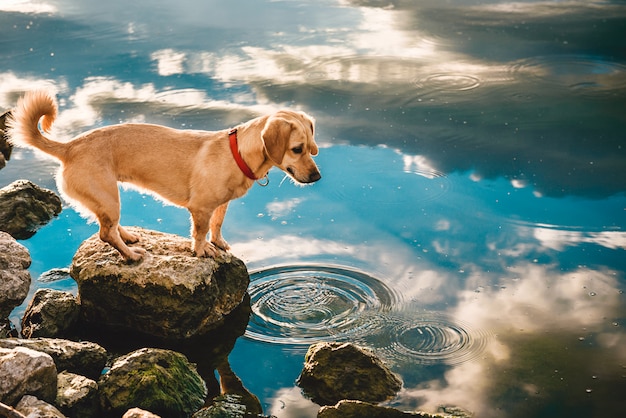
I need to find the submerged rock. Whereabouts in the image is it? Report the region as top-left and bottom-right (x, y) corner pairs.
(0, 231), (31, 320)
(99, 348), (207, 418)
(71, 227), (250, 340)
(0, 347), (57, 405)
(21, 289), (80, 339)
(0, 338), (107, 380)
(297, 342), (402, 406)
(193, 394), (274, 418)
(0, 180), (62, 239)
(317, 400), (444, 418)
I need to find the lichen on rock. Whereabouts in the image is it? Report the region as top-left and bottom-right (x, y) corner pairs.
(99, 348), (207, 418)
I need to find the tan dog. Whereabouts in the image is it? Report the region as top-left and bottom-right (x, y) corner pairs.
(8, 91), (321, 261)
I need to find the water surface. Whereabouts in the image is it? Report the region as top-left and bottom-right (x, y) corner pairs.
(1, 1), (625, 417)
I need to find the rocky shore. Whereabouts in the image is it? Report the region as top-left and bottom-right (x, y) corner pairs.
(0, 143), (464, 417)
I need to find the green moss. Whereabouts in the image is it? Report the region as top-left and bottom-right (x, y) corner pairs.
(100, 348), (207, 417)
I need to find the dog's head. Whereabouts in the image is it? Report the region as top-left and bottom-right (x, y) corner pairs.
(261, 110), (321, 184)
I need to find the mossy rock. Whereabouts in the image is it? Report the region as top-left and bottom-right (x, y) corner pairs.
(99, 348), (207, 417)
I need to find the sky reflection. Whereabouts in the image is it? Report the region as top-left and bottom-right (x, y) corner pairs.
(1, 1), (625, 417)
(2, 0), (626, 197)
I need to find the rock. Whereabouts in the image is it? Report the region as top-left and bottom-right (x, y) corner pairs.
(193, 394), (275, 418)
(297, 342), (402, 406)
(0, 180), (62, 240)
(0, 318), (18, 339)
(38, 268), (71, 283)
(0, 347), (57, 405)
(0, 338), (107, 380)
(317, 400), (442, 418)
(99, 348), (207, 418)
(21, 289), (80, 339)
(123, 408), (162, 418)
(0, 110), (13, 170)
(56, 371), (99, 418)
(0, 231), (31, 319)
(15, 395), (66, 418)
(71, 227), (250, 340)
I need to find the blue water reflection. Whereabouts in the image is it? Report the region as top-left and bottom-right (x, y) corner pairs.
(1, 0), (625, 417)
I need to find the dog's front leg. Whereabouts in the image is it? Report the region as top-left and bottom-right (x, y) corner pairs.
(209, 202), (230, 251)
(189, 207), (218, 257)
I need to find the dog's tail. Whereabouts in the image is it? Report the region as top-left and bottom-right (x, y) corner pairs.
(7, 90), (67, 161)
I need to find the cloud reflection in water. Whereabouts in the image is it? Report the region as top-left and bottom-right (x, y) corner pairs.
(1, 1), (625, 416)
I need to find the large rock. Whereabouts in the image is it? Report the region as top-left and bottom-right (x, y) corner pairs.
(21, 289), (81, 339)
(0, 180), (62, 239)
(56, 371), (99, 418)
(0, 231), (31, 319)
(123, 408), (162, 418)
(0, 110), (13, 170)
(0, 338), (107, 380)
(297, 342), (402, 406)
(0, 347), (57, 405)
(98, 348), (207, 418)
(317, 400), (441, 418)
(15, 395), (66, 418)
(71, 227), (250, 340)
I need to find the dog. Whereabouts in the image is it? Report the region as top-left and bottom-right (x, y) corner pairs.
(8, 90), (321, 261)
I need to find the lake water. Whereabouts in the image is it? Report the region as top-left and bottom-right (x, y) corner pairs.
(1, 0), (626, 417)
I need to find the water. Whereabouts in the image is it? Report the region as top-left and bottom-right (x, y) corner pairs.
(1, 0), (625, 417)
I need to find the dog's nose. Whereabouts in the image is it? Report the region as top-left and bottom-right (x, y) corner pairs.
(308, 171), (321, 183)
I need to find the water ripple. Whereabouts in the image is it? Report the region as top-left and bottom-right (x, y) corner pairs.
(414, 73), (482, 92)
(370, 312), (491, 366)
(245, 265), (490, 366)
(245, 265), (400, 345)
(508, 55), (626, 96)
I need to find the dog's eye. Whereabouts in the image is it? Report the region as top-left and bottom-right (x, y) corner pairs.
(292, 146), (303, 154)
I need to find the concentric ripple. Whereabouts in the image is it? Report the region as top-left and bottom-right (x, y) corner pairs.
(371, 313), (491, 366)
(509, 55), (626, 96)
(414, 73), (482, 92)
(245, 265), (400, 345)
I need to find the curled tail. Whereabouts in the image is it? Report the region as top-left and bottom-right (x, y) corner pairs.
(7, 90), (67, 161)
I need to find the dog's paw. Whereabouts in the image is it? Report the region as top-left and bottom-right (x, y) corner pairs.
(123, 247), (146, 263)
(193, 242), (218, 258)
(119, 228), (140, 244)
(211, 237), (230, 252)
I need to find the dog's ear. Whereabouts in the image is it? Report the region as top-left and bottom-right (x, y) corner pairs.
(304, 114), (319, 156)
(261, 116), (292, 165)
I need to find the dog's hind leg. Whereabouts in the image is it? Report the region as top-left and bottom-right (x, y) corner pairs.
(98, 214), (146, 262)
(118, 225), (140, 243)
(63, 172), (145, 261)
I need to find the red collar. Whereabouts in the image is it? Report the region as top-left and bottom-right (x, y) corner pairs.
(229, 128), (258, 180)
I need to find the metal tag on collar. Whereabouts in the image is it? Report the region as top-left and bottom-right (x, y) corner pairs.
(257, 174), (269, 187)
